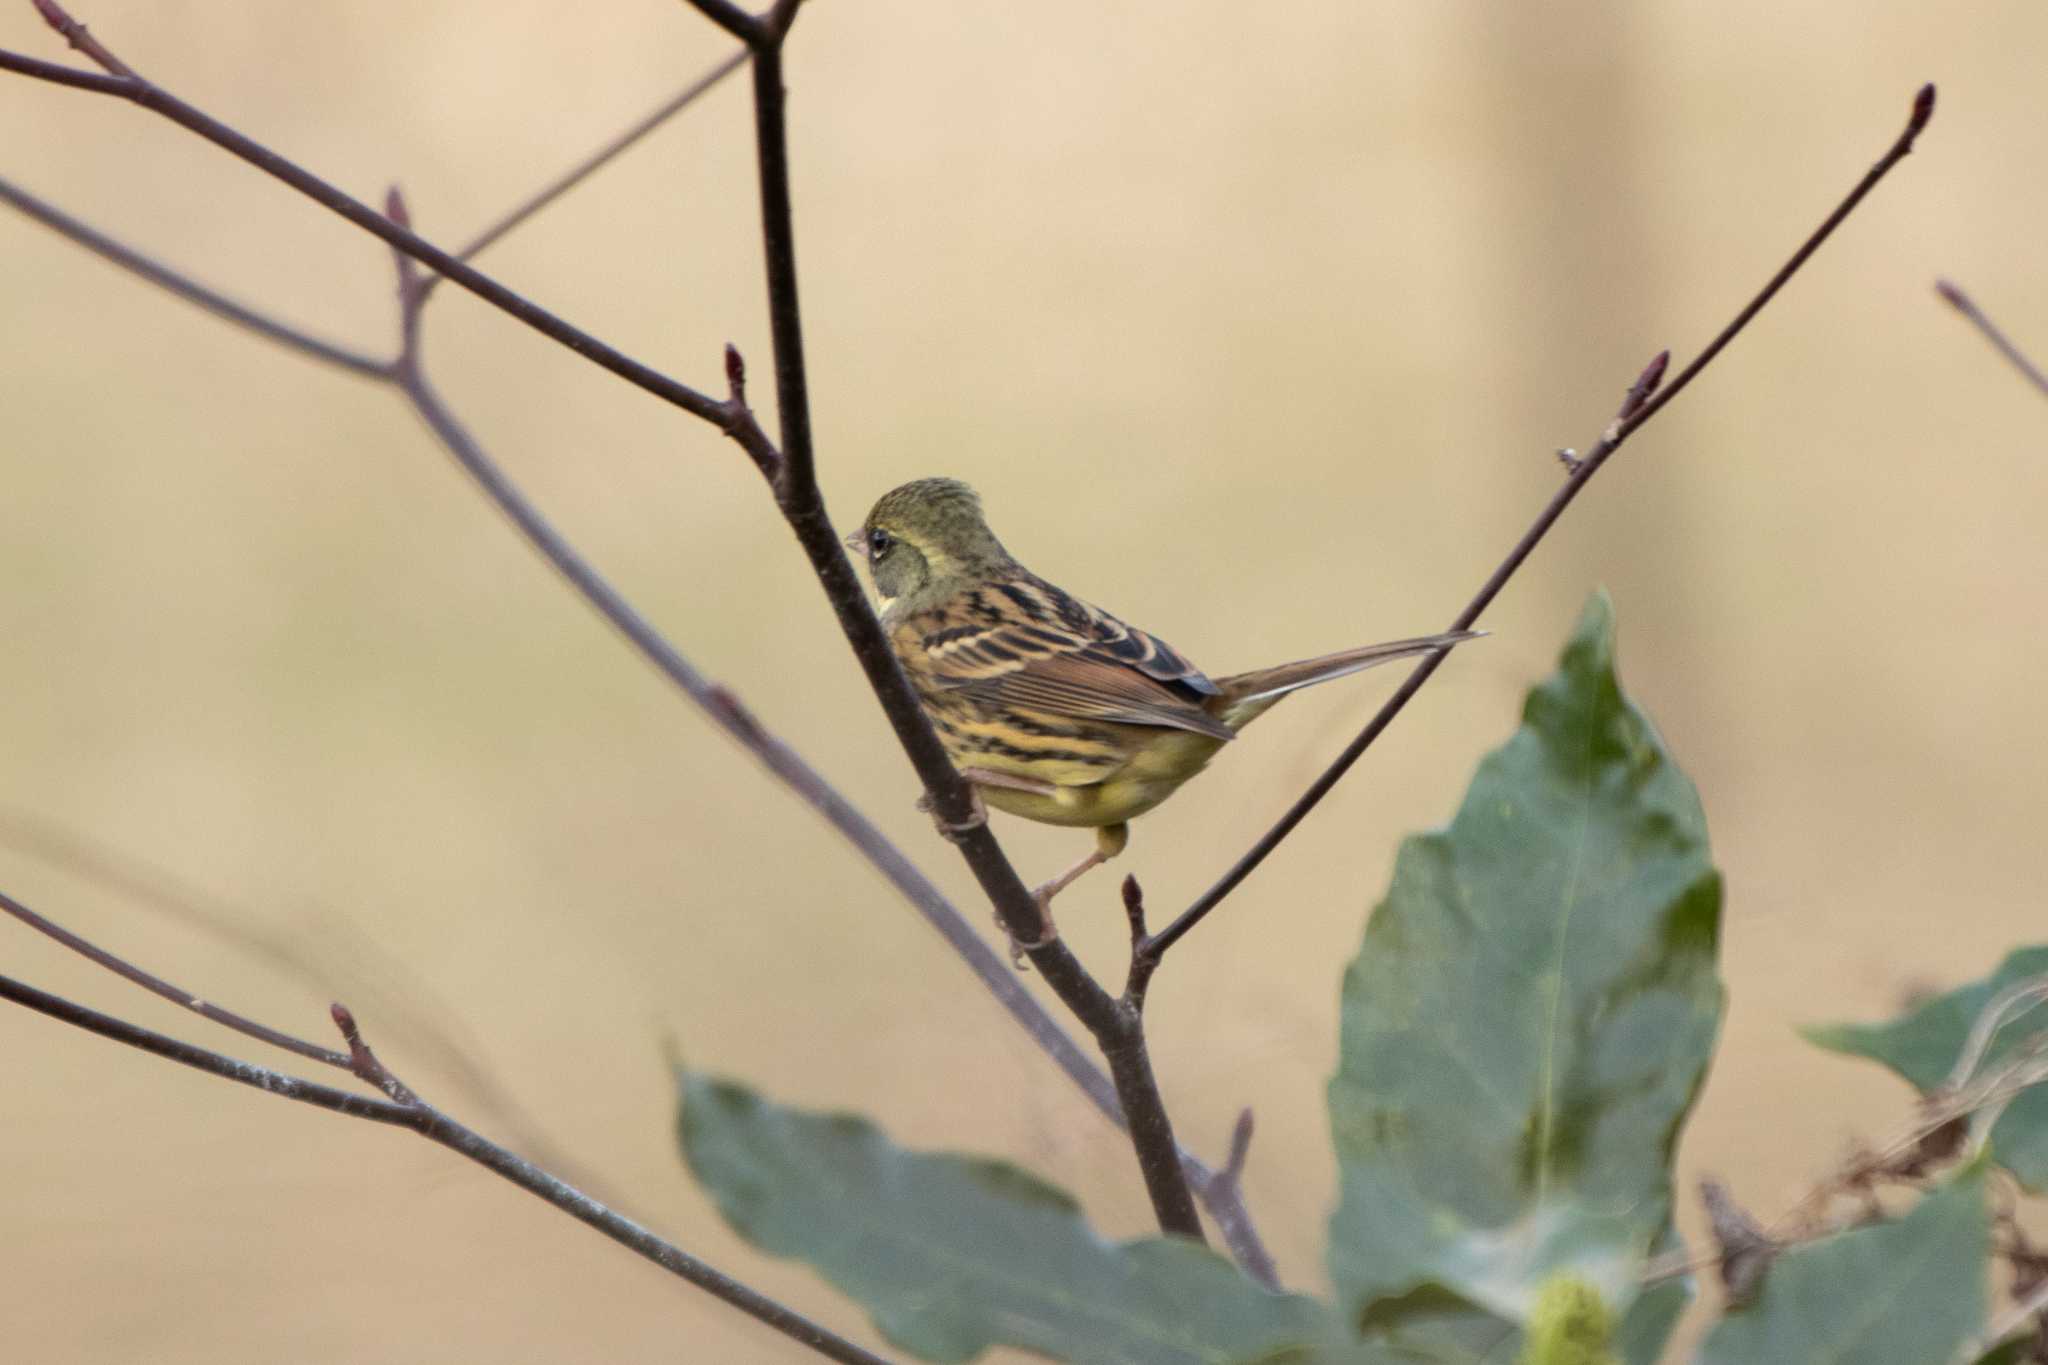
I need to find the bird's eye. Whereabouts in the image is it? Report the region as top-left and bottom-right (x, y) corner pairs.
(867, 528), (894, 557)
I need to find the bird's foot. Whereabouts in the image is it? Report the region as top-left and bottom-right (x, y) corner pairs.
(1000, 894), (1060, 970)
(917, 784), (987, 843)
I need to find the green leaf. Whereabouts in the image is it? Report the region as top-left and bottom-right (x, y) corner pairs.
(676, 1070), (1387, 1365)
(1696, 1162), (1990, 1365)
(1611, 1223), (1691, 1365)
(1610, 1273), (1688, 1365)
(1805, 945), (2048, 1189)
(1969, 1339), (2034, 1365)
(1328, 592), (1723, 1342)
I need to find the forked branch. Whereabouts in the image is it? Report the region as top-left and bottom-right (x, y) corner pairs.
(0, 4), (730, 423)
(0, 896), (895, 1365)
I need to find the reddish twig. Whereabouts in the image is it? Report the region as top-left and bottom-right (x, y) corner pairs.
(0, 885), (347, 1067)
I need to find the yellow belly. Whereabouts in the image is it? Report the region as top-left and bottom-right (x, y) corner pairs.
(964, 720), (1230, 830)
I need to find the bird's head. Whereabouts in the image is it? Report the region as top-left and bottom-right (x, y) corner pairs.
(850, 477), (1014, 619)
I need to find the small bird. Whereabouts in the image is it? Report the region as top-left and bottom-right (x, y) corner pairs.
(852, 477), (1476, 945)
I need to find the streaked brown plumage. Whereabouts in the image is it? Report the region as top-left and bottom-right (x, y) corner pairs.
(852, 478), (1477, 937)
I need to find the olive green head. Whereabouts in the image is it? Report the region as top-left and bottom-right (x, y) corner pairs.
(852, 478), (1017, 619)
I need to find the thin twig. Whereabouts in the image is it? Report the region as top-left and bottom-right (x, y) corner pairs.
(1147, 82), (1939, 960)
(416, 49), (749, 302)
(762, 0), (808, 44)
(1, 3), (729, 424)
(0, 176), (388, 377)
(1937, 279), (2048, 400)
(0, 46), (126, 93)
(0, 886), (348, 1067)
(0, 969), (413, 1123)
(678, 0), (766, 48)
(0, 803), (623, 1204)
(1121, 875), (1158, 1010)
(1195, 1109), (1280, 1290)
(331, 1001), (422, 1106)
(31, 0), (130, 76)
(0, 962), (894, 1365)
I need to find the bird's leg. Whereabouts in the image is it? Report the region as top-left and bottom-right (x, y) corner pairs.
(1005, 823), (1130, 966)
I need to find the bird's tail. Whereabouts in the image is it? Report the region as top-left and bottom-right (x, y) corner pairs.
(1213, 630), (1482, 729)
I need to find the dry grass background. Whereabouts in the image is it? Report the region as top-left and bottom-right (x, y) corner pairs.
(2, 1), (2045, 1361)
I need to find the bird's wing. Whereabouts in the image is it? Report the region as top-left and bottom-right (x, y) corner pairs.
(915, 576), (1236, 741)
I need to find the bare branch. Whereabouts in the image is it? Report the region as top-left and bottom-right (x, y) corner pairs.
(0, 961), (894, 1365)
(417, 49), (749, 302)
(761, 0), (808, 44)
(716, 343), (785, 483)
(1150, 82), (1939, 959)
(0, 803), (626, 1204)
(0, 46), (126, 93)
(1121, 874), (1157, 1008)
(678, 0), (766, 48)
(30, 0), (131, 75)
(1196, 1109), (1280, 1290)
(330, 1002), (422, 1106)
(0, 886), (347, 1067)
(0, 968), (408, 1122)
(1937, 278), (2048, 401)
(1097, 1014), (1202, 1241)
(0, 176), (389, 376)
(0, 5), (729, 424)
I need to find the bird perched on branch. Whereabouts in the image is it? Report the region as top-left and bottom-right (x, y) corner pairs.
(852, 477), (1477, 948)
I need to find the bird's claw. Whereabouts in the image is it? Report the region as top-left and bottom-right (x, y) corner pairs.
(1000, 905), (1059, 970)
(918, 785), (987, 843)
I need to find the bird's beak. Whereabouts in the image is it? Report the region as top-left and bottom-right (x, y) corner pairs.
(841, 528), (864, 557)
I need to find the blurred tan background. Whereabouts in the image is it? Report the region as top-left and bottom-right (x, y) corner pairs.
(1, 1), (2044, 1360)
